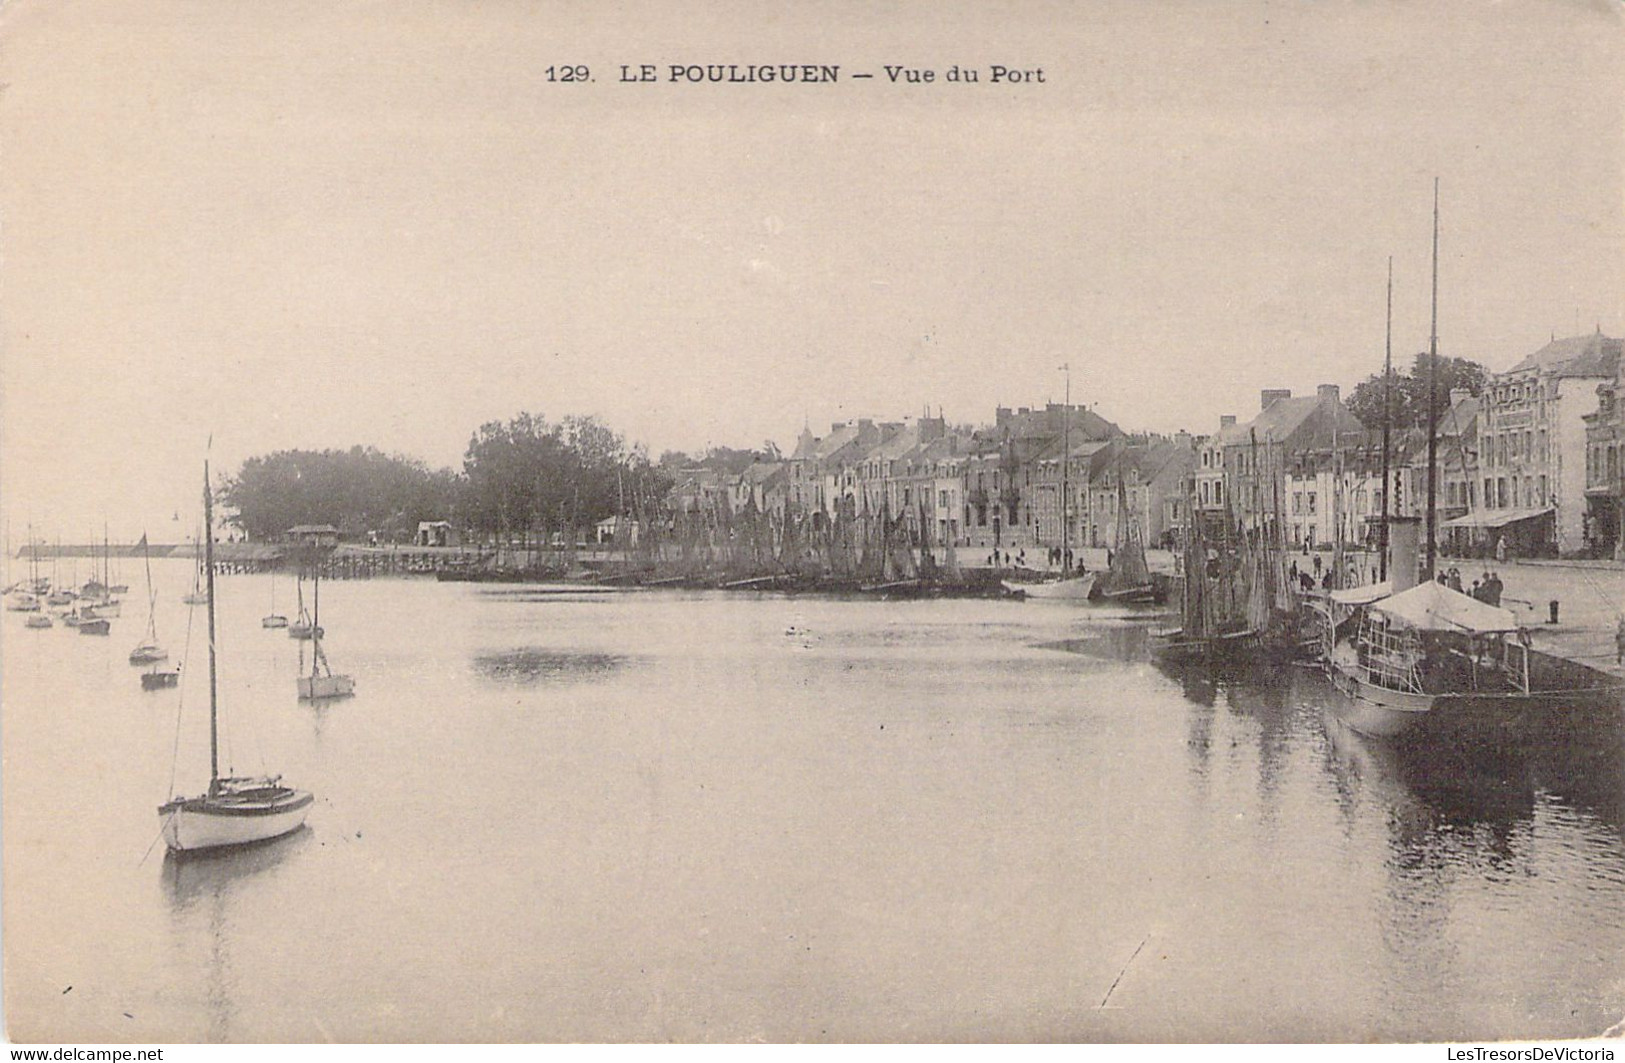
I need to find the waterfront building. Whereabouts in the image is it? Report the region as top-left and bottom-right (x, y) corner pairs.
(1582, 350), (1625, 559)
(1223, 386), (1366, 543)
(1473, 331), (1620, 556)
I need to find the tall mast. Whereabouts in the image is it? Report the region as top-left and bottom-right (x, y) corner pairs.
(1424, 178), (1440, 582)
(203, 462), (220, 791)
(1060, 362), (1070, 573)
(1380, 256), (1393, 581)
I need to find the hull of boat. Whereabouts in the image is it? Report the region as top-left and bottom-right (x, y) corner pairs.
(298, 674), (355, 700)
(129, 645), (168, 664)
(262, 615), (289, 628)
(78, 619), (111, 635)
(142, 671), (180, 690)
(1325, 661), (1436, 737)
(1005, 573), (1097, 600)
(181, 593), (209, 605)
(159, 789), (313, 852)
(288, 624), (322, 640)
(24, 615), (52, 629)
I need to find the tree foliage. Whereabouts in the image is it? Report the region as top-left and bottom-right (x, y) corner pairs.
(223, 447), (457, 541)
(1347, 352), (1489, 432)
(459, 412), (672, 538)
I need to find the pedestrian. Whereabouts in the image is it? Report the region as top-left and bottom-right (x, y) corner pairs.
(1496, 537), (1508, 563)
(1483, 571), (1503, 607)
(1470, 577), (1481, 600)
(1312, 554), (1322, 575)
(1289, 560), (1298, 583)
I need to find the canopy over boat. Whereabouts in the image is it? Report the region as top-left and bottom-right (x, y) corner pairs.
(1328, 580), (1393, 606)
(1368, 580), (1519, 633)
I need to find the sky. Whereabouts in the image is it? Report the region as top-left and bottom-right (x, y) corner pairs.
(2, 0), (1622, 544)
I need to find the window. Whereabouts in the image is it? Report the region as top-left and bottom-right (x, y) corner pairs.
(1307, 492), (1318, 516)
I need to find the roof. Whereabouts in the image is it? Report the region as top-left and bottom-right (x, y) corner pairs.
(287, 524), (339, 534)
(1225, 394), (1366, 449)
(740, 461), (785, 485)
(1505, 332), (1622, 378)
(1370, 579), (1520, 633)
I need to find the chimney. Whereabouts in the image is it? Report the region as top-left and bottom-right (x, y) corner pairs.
(1317, 384), (1341, 404)
(1261, 389), (1292, 410)
(1388, 516), (1420, 593)
(1220, 415), (1237, 429)
(996, 406), (1012, 428)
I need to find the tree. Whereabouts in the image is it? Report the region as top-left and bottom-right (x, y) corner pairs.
(223, 447), (457, 541)
(1348, 352), (1488, 432)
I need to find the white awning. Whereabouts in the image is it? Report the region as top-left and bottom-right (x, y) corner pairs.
(1442, 507), (1554, 530)
(1369, 580), (1520, 634)
(1328, 580), (1393, 605)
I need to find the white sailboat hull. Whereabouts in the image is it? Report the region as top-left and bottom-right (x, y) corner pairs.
(298, 674), (355, 700)
(159, 788), (313, 852)
(1005, 573), (1097, 600)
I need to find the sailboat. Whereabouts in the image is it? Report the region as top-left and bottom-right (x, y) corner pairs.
(129, 534), (168, 665)
(158, 462), (313, 852)
(45, 543), (75, 607)
(297, 566), (354, 700)
(1006, 363), (1097, 600)
(262, 570), (289, 628)
(181, 539), (209, 605)
(25, 542), (53, 625)
(1093, 465), (1157, 603)
(287, 574), (321, 640)
(9, 528), (43, 612)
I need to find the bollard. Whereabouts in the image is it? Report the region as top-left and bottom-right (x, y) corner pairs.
(1548, 600), (1559, 625)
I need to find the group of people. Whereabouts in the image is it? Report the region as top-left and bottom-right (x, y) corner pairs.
(1439, 566), (1504, 606)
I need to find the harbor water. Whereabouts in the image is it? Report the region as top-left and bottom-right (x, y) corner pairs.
(4, 560), (1623, 1042)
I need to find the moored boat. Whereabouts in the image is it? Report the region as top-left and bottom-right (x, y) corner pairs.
(159, 461), (312, 852)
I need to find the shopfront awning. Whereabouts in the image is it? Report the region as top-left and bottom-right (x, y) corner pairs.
(1442, 507), (1554, 530)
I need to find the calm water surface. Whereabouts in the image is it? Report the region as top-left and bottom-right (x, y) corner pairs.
(4, 560), (1623, 1042)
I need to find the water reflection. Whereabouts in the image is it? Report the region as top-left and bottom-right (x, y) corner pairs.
(160, 827), (313, 912)
(472, 648), (628, 685)
(160, 828), (312, 1042)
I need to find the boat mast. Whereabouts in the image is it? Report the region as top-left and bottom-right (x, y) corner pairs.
(1380, 256), (1393, 581)
(203, 463), (220, 792)
(1060, 362), (1070, 574)
(1424, 178), (1440, 582)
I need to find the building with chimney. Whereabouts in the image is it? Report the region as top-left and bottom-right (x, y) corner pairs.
(1471, 331), (1621, 556)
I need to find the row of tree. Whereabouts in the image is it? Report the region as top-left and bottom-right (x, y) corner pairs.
(222, 413), (673, 543)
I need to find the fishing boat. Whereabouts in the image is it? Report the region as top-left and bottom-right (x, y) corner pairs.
(129, 534), (168, 665)
(158, 462), (313, 852)
(25, 613), (52, 629)
(297, 567), (354, 700)
(1093, 468), (1158, 604)
(1005, 363), (1098, 600)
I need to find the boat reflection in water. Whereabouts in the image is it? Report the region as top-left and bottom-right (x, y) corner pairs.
(161, 827), (313, 1043)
